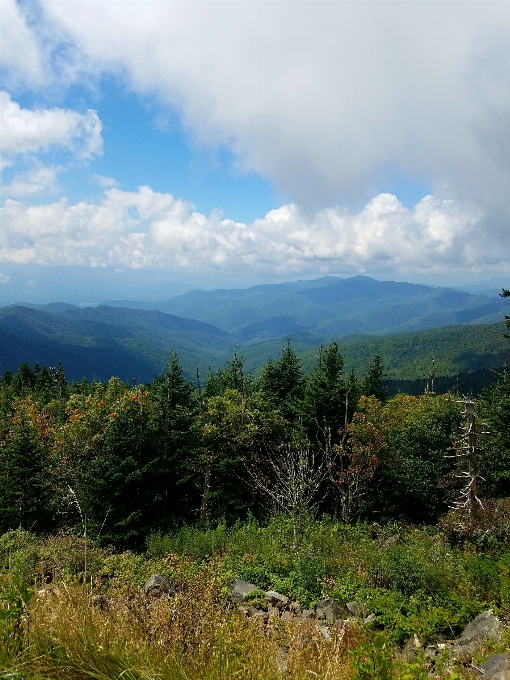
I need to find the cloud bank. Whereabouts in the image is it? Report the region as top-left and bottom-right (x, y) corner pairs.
(1, 1), (509, 283)
(2, 186), (503, 280)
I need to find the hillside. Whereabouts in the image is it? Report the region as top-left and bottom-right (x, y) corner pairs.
(103, 275), (508, 339)
(0, 301), (508, 391)
(0, 305), (235, 383)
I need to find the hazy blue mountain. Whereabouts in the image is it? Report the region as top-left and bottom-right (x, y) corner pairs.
(0, 305), (235, 383)
(103, 275), (508, 340)
(0, 301), (508, 394)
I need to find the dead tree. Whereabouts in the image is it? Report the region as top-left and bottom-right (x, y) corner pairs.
(450, 398), (484, 530)
(247, 439), (328, 544)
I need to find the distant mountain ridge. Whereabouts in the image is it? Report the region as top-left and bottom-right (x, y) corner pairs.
(0, 276), (508, 392)
(102, 275), (508, 340)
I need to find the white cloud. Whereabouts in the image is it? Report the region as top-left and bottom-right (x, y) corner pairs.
(34, 1), (510, 212)
(0, 165), (60, 197)
(91, 174), (119, 189)
(0, 187), (506, 280)
(0, 0), (44, 85)
(0, 92), (103, 162)
(0, 272), (12, 284)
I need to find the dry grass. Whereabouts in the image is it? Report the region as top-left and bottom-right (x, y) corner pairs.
(1, 568), (355, 680)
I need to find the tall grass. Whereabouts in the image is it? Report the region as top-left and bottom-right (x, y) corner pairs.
(1, 518), (509, 679)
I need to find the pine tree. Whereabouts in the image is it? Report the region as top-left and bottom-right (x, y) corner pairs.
(152, 351), (199, 525)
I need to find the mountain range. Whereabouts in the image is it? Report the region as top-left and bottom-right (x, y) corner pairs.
(1, 276), (508, 391)
(104, 275), (508, 339)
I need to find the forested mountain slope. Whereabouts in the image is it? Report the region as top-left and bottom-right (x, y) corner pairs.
(104, 275), (508, 339)
(0, 302), (508, 389)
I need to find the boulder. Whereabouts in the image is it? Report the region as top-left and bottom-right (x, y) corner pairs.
(315, 598), (346, 622)
(302, 608), (315, 619)
(347, 601), (361, 616)
(143, 574), (175, 598)
(289, 601), (302, 616)
(480, 653), (510, 680)
(401, 635), (422, 662)
(266, 590), (289, 608)
(230, 579), (258, 603)
(319, 624), (333, 642)
(457, 611), (502, 655)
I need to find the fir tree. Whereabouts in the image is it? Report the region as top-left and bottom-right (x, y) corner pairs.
(0, 398), (52, 532)
(362, 353), (389, 402)
(259, 339), (305, 420)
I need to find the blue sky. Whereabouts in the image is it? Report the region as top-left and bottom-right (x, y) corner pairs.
(1, 0), (509, 304)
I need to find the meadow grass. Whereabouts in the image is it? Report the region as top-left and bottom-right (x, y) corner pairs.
(1, 518), (509, 679)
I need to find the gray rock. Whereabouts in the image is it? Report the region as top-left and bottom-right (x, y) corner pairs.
(276, 646), (289, 673)
(401, 635), (421, 662)
(364, 613), (376, 624)
(302, 608), (315, 619)
(252, 610), (269, 623)
(316, 598), (346, 622)
(319, 624), (332, 642)
(347, 601), (361, 616)
(266, 590), (289, 608)
(289, 601), (302, 616)
(143, 574), (175, 598)
(480, 653), (510, 680)
(231, 579), (258, 603)
(457, 611), (502, 654)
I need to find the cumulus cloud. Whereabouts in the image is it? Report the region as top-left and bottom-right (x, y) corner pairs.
(0, 92), (103, 162)
(0, 0), (44, 85)
(0, 165), (60, 197)
(0, 187), (506, 279)
(32, 1), (510, 210)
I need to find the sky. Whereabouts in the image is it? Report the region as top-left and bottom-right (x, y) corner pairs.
(1, 0), (510, 304)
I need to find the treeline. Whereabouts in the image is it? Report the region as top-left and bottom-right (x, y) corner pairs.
(0, 338), (509, 550)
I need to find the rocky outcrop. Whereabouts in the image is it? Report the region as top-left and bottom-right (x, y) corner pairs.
(143, 574), (175, 598)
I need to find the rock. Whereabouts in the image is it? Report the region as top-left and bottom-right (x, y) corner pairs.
(143, 574), (175, 598)
(401, 635), (422, 662)
(289, 601), (302, 616)
(302, 608), (315, 619)
(457, 611), (502, 655)
(364, 613), (376, 624)
(315, 598), (346, 622)
(265, 590), (289, 608)
(319, 624), (332, 642)
(230, 579), (258, 603)
(252, 610), (269, 623)
(480, 653), (510, 680)
(346, 601), (361, 616)
(281, 610), (293, 622)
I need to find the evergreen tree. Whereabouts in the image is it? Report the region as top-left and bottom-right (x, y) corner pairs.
(205, 349), (253, 397)
(304, 341), (346, 444)
(152, 351), (199, 525)
(362, 353), (389, 402)
(259, 339), (305, 420)
(0, 397), (52, 532)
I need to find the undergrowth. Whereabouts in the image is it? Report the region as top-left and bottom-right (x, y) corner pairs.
(1, 517), (509, 679)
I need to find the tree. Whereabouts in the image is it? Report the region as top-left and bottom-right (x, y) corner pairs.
(247, 434), (327, 543)
(259, 339), (306, 421)
(0, 397), (53, 532)
(304, 341), (346, 445)
(151, 351), (199, 525)
(362, 353), (388, 402)
(500, 287), (510, 339)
